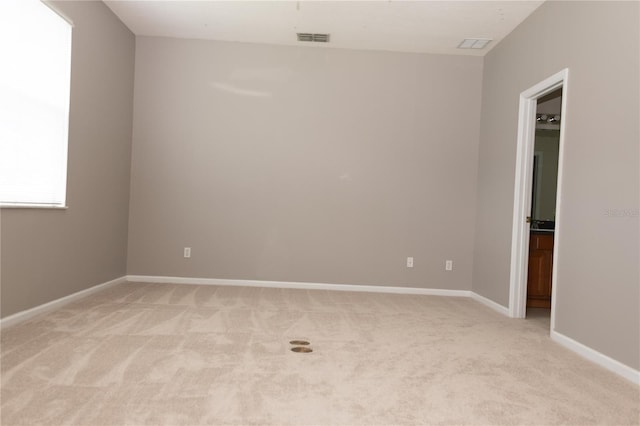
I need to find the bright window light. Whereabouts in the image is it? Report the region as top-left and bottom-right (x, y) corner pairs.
(0, 0), (72, 207)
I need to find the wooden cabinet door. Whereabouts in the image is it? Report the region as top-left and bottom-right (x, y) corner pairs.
(527, 233), (554, 308)
(528, 248), (553, 298)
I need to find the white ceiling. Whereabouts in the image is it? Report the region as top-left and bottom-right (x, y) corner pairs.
(103, 0), (544, 56)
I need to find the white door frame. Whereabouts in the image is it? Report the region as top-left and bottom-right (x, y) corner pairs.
(508, 68), (569, 333)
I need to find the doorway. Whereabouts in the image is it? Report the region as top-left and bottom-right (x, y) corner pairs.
(527, 88), (561, 317)
(508, 69), (568, 335)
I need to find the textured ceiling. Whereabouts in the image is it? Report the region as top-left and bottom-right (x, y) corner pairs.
(104, 0), (544, 56)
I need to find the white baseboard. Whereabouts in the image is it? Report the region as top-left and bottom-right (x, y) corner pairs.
(4, 273), (636, 386)
(0, 276), (127, 329)
(441, 290), (639, 385)
(470, 292), (510, 316)
(126, 275), (472, 298)
(551, 330), (640, 385)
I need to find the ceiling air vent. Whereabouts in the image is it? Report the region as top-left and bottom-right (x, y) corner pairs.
(297, 33), (330, 43)
(457, 38), (492, 49)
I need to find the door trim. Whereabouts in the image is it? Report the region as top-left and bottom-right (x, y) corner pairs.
(509, 69), (568, 334)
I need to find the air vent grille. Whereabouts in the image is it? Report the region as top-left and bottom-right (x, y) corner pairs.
(457, 38), (492, 49)
(297, 33), (330, 43)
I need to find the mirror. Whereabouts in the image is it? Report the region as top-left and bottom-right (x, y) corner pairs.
(531, 89), (562, 230)
(531, 129), (559, 229)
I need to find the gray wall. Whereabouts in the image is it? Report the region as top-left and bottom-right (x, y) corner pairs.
(473, 1), (639, 369)
(0, 1), (135, 317)
(127, 37), (483, 290)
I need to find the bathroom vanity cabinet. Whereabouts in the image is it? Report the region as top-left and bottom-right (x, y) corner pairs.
(527, 231), (554, 309)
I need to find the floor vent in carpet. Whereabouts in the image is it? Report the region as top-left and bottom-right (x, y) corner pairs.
(289, 339), (312, 353)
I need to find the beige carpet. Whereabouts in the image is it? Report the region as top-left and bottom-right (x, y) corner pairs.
(1, 282), (638, 425)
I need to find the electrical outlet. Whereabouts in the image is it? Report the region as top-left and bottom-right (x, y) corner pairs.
(407, 257), (414, 268)
(184, 247), (191, 258)
(445, 260), (453, 271)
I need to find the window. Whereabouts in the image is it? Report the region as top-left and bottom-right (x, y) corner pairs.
(0, 0), (72, 208)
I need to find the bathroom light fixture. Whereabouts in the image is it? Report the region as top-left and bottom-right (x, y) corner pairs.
(536, 113), (561, 129)
(536, 113), (561, 124)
